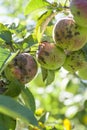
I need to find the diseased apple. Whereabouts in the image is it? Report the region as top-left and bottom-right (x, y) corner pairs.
(63, 49), (87, 73)
(70, 0), (87, 27)
(5, 53), (38, 84)
(36, 41), (66, 70)
(53, 17), (87, 52)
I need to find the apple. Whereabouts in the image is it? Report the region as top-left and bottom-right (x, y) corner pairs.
(5, 53), (38, 84)
(70, 0), (87, 27)
(37, 41), (66, 70)
(53, 17), (87, 52)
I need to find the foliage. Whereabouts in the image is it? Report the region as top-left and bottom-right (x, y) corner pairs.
(0, 0), (87, 130)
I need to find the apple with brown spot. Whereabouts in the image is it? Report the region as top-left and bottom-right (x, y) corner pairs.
(53, 17), (87, 52)
(37, 41), (66, 70)
(5, 53), (38, 84)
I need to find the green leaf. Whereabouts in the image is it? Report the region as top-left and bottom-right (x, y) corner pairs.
(0, 95), (38, 126)
(0, 30), (12, 44)
(22, 35), (36, 49)
(84, 100), (87, 108)
(0, 47), (10, 71)
(4, 79), (21, 97)
(34, 11), (53, 41)
(0, 113), (16, 130)
(0, 50), (19, 74)
(0, 126), (7, 130)
(0, 23), (7, 31)
(30, 72), (45, 87)
(38, 112), (48, 123)
(76, 110), (87, 125)
(43, 25), (54, 42)
(41, 68), (55, 85)
(65, 80), (79, 94)
(46, 70), (55, 86)
(0, 23), (12, 44)
(21, 87), (36, 112)
(24, 0), (50, 15)
(41, 67), (48, 81)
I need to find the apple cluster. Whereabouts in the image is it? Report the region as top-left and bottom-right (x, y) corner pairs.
(54, 0), (87, 79)
(4, 0), (87, 84)
(37, 0), (87, 80)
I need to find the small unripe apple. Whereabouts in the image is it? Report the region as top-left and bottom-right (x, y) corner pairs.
(63, 49), (87, 73)
(53, 17), (87, 52)
(5, 53), (38, 84)
(36, 41), (66, 70)
(70, 0), (87, 27)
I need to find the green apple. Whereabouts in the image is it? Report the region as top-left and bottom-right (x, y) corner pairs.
(63, 49), (87, 73)
(37, 41), (66, 70)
